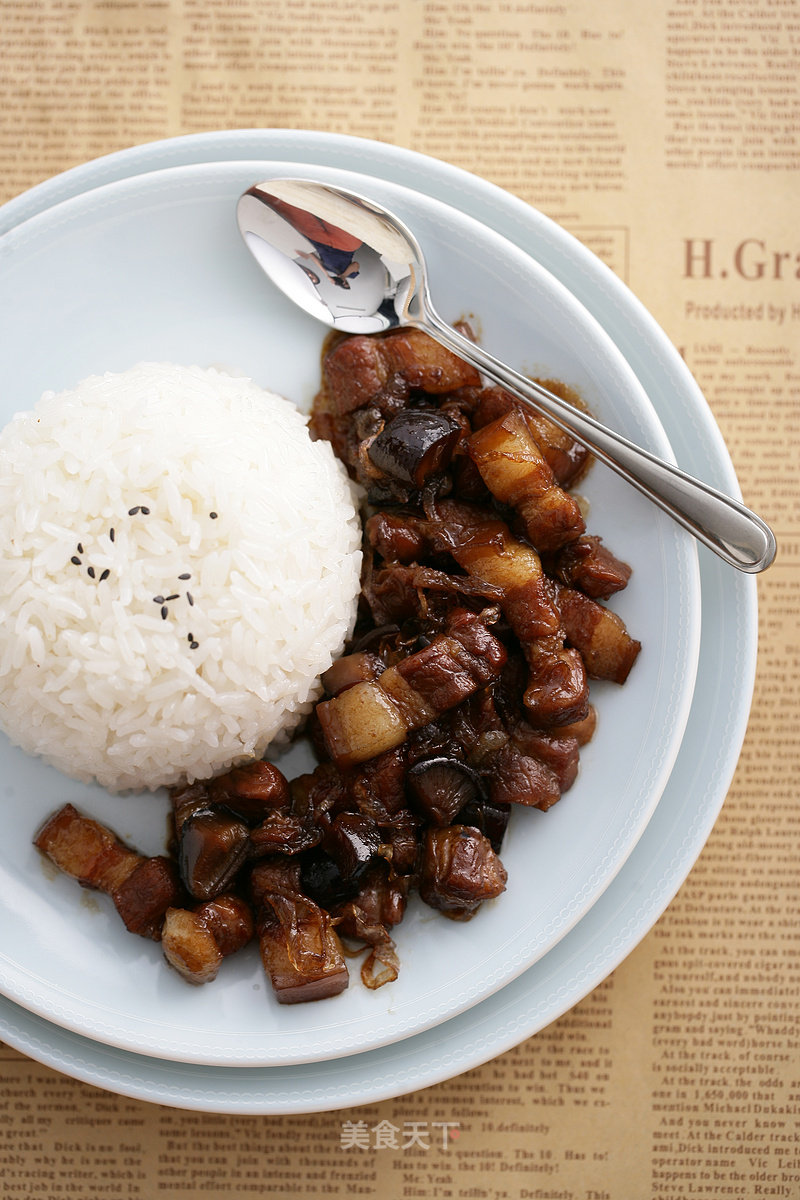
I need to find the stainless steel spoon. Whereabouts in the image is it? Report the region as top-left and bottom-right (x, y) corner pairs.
(236, 179), (776, 573)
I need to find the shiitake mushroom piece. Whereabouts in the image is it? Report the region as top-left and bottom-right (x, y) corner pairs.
(370, 808), (420, 876)
(320, 811), (382, 884)
(454, 796), (512, 853)
(177, 806), (251, 902)
(367, 408), (462, 487)
(300, 848), (355, 911)
(406, 754), (486, 827)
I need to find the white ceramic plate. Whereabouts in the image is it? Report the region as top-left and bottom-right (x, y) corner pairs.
(0, 151), (700, 1068)
(0, 131), (755, 1112)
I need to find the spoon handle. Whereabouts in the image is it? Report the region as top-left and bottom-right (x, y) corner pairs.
(421, 310), (776, 574)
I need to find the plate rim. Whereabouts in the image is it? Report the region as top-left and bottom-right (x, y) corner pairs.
(0, 155), (700, 1065)
(0, 131), (756, 1112)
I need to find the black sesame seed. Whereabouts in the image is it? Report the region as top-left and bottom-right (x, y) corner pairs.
(161, 606), (168, 620)
(128, 507), (140, 516)
(166, 593), (179, 602)
(109, 528), (115, 542)
(187, 632), (193, 642)
(209, 511), (218, 520)
(190, 641), (199, 650)
(152, 595), (165, 605)
(178, 573), (191, 581)
(140, 506), (151, 516)
(87, 566), (96, 579)
(187, 592), (194, 606)
(70, 556), (82, 566)
(99, 569), (110, 582)
(77, 543), (84, 554)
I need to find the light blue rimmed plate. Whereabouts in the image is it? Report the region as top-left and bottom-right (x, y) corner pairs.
(0, 131), (753, 1110)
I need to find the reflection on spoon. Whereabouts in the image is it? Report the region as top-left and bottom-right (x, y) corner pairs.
(236, 179), (777, 574)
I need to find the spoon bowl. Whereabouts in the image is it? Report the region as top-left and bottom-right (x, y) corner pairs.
(237, 178), (776, 574)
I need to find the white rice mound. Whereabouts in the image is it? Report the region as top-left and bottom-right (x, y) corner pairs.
(0, 363), (362, 793)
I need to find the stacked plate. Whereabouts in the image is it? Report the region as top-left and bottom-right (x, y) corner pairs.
(0, 131), (756, 1113)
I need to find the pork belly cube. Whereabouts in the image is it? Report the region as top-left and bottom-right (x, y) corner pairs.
(207, 760), (291, 824)
(316, 679), (409, 769)
(250, 860), (349, 1004)
(508, 723), (581, 792)
(317, 611), (507, 769)
(323, 335), (392, 414)
(322, 329), (479, 416)
(444, 607), (509, 682)
(473, 385), (590, 486)
(332, 863), (408, 990)
(383, 611), (506, 722)
(34, 803), (140, 894)
(113, 855), (184, 939)
(552, 581), (641, 683)
(467, 407), (585, 551)
(381, 329), (481, 393)
(559, 705), (598, 746)
(162, 906), (225, 986)
(551, 535), (633, 600)
(365, 510), (429, 563)
(419, 826), (507, 920)
(486, 741), (562, 812)
(34, 803), (183, 941)
(523, 636), (590, 728)
(162, 894), (254, 986)
(321, 650), (384, 697)
(390, 641), (482, 717)
(447, 517), (562, 640)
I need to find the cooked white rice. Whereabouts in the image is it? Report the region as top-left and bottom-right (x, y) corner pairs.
(0, 362), (362, 792)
